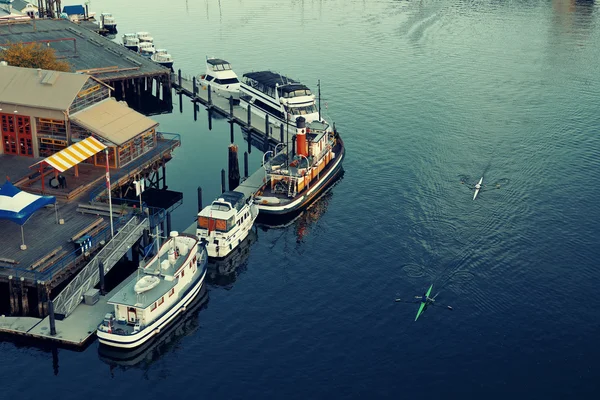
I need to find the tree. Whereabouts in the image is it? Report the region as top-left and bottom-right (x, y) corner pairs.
(0, 42), (71, 72)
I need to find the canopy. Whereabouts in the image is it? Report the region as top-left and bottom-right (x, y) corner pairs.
(43, 136), (107, 172)
(0, 180), (56, 225)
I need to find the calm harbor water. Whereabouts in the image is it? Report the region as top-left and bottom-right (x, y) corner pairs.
(2, 0), (600, 398)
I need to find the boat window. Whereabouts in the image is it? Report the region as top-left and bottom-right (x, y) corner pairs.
(182, 269), (185, 277)
(211, 202), (231, 212)
(214, 77), (239, 85)
(169, 288), (175, 297)
(158, 297), (164, 306)
(253, 99), (285, 120)
(285, 89), (311, 98)
(205, 75), (214, 81)
(151, 302), (157, 311)
(289, 104), (317, 115)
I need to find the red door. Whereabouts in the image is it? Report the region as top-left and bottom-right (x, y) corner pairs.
(16, 116), (33, 157)
(1, 114), (18, 155)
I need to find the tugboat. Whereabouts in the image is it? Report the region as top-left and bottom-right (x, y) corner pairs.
(198, 58), (241, 101)
(196, 191), (258, 258)
(254, 116), (345, 216)
(151, 49), (174, 71)
(122, 33), (139, 52)
(96, 231), (207, 349)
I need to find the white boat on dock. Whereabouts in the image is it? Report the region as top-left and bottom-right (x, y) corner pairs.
(198, 58), (241, 101)
(196, 191), (258, 258)
(96, 231), (208, 349)
(122, 33), (140, 52)
(151, 49), (174, 71)
(136, 32), (154, 44)
(138, 41), (156, 58)
(100, 12), (117, 33)
(239, 71), (331, 133)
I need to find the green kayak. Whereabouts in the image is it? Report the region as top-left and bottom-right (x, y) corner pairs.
(415, 284), (433, 321)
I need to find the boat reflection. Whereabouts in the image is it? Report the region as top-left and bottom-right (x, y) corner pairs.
(206, 228), (257, 289)
(97, 288), (209, 370)
(256, 171), (344, 243)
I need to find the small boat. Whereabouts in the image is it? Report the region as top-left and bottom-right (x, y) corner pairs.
(151, 49), (174, 71)
(254, 117), (345, 216)
(138, 42), (156, 58)
(122, 33), (139, 52)
(136, 32), (154, 44)
(133, 275), (160, 294)
(239, 70), (332, 133)
(197, 191), (258, 258)
(197, 58), (241, 101)
(100, 12), (117, 34)
(415, 284), (433, 321)
(473, 177), (483, 200)
(97, 231), (208, 349)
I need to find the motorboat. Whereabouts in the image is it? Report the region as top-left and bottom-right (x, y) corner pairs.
(239, 70), (331, 133)
(197, 191), (258, 258)
(136, 32), (154, 44)
(138, 42), (156, 58)
(151, 49), (174, 71)
(253, 116), (345, 216)
(100, 12), (117, 33)
(122, 33), (139, 52)
(97, 231), (208, 349)
(197, 58), (241, 101)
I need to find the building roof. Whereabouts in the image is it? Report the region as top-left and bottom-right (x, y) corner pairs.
(0, 65), (89, 110)
(0, 19), (169, 81)
(70, 98), (158, 146)
(62, 5), (84, 15)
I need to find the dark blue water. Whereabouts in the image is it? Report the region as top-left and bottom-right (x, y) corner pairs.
(3, 0), (600, 398)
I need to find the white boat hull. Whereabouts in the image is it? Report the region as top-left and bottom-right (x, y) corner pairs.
(473, 177), (483, 200)
(97, 268), (207, 349)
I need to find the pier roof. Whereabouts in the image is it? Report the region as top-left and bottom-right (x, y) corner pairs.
(0, 19), (169, 81)
(71, 98), (159, 145)
(0, 64), (89, 110)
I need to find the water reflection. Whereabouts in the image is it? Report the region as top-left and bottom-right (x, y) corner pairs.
(206, 229), (257, 288)
(97, 289), (209, 371)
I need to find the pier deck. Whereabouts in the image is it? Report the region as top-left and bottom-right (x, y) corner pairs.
(172, 72), (295, 149)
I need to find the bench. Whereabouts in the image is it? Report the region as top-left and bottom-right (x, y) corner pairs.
(71, 217), (104, 242)
(37, 250), (69, 273)
(29, 246), (63, 270)
(0, 257), (19, 265)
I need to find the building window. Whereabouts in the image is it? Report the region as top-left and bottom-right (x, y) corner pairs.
(69, 80), (110, 114)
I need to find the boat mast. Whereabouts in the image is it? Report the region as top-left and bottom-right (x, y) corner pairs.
(318, 79), (321, 121)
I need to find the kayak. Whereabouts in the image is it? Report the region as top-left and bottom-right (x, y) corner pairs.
(473, 177), (483, 200)
(415, 284), (433, 321)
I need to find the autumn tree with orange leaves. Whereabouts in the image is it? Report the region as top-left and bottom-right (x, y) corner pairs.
(0, 42), (70, 72)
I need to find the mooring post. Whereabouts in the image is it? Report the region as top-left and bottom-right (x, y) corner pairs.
(162, 163), (167, 189)
(230, 122), (234, 143)
(207, 85), (212, 106)
(221, 169), (226, 193)
(98, 261), (105, 295)
(197, 186), (203, 212)
(37, 281), (45, 317)
(244, 152), (249, 179)
(192, 76), (197, 98)
(48, 299), (56, 336)
(178, 69), (182, 87)
(247, 133), (252, 154)
(8, 275), (16, 315)
(247, 104), (252, 127)
(208, 109), (213, 131)
(228, 145), (240, 190)
(166, 212), (172, 235)
(229, 96), (234, 118)
(20, 277), (29, 316)
(280, 124), (284, 144)
(194, 102), (198, 121)
(292, 134), (296, 155)
(179, 92), (183, 114)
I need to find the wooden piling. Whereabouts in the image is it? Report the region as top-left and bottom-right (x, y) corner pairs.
(230, 122), (234, 143)
(207, 84), (212, 106)
(229, 96), (234, 118)
(244, 151), (249, 179)
(98, 261), (105, 295)
(247, 104), (252, 126)
(20, 278), (28, 316)
(228, 145), (240, 191)
(221, 169), (226, 194)
(48, 299), (56, 336)
(280, 124), (284, 144)
(197, 186), (203, 212)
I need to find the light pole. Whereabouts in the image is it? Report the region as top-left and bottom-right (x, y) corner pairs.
(262, 150), (273, 183)
(105, 148), (114, 237)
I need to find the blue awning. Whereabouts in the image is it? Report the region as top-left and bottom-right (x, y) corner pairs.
(0, 181), (56, 226)
(62, 5), (85, 15)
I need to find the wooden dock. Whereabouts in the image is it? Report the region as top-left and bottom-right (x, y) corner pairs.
(171, 71), (296, 150)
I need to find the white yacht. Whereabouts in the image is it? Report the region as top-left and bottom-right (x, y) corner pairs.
(122, 33), (139, 52)
(136, 32), (154, 44)
(97, 231), (208, 349)
(151, 49), (174, 71)
(198, 58), (241, 101)
(197, 191), (258, 258)
(100, 13), (117, 33)
(138, 42), (156, 58)
(239, 71), (331, 132)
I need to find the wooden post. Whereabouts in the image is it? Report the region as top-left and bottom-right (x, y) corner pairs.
(244, 151), (249, 179)
(247, 132), (252, 154)
(228, 144), (240, 191)
(197, 186), (203, 212)
(37, 281), (45, 317)
(8, 276), (17, 315)
(98, 261), (105, 295)
(207, 84), (212, 106)
(229, 96), (234, 118)
(20, 277), (28, 316)
(121, 80), (126, 100)
(280, 124), (284, 144)
(247, 104), (252, 127)
(221, 169), (226, 194)
(162, 163), (167, 189)
(193, 76), (197, 98)
(48, 299), (56, 336)
(178, 69), (182, 87)
(230, 121), (234, 143)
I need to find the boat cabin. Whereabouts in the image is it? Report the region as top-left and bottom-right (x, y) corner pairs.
(197, 191), (245, 233)
(207, 58), (233, 71)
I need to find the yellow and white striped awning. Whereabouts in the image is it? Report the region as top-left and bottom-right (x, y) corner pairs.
(44, 136), (107, 172)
